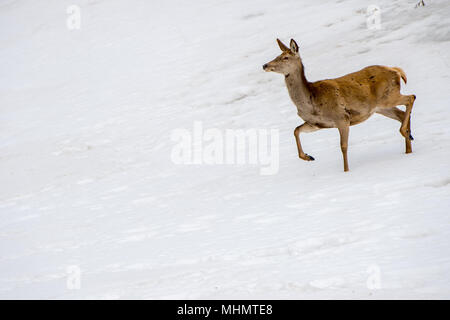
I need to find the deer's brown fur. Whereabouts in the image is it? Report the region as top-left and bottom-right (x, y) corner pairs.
(263, 38), (416, 172)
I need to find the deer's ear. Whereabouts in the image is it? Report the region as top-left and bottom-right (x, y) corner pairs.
(277, 38), (289, 52)
(290, 39), (299, 53)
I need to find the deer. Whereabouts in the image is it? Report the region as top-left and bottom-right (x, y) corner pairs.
(263, 38), (416, 172)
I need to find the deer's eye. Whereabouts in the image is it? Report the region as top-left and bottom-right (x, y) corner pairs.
(283, 57), (289, 60)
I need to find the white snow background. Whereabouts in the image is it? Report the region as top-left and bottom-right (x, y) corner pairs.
(0, 0), (449, 299)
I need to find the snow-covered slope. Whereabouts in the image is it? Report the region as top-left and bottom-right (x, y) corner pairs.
(1, 0), (449, 299)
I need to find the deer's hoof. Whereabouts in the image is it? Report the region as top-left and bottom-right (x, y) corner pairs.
(402, 129), (414, 140)
(299, 153), (315, 161)
(301, 154), (314, 161)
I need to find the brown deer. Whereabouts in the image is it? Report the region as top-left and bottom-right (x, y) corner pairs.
(263, 38), (416, 172)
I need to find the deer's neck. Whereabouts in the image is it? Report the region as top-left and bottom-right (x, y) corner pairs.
(284, 63), (314, 114)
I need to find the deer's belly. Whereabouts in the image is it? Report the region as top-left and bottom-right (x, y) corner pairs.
(297, 107), (375, 128)
(297, 111), (335, 128)
(348, 107), (376, 126)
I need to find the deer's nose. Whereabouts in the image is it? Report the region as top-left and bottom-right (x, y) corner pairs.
(263, 63), (268, 70)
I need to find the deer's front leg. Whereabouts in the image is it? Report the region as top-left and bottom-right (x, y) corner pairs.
(294, 123), (319, 161)
(338, 126), (350, 172)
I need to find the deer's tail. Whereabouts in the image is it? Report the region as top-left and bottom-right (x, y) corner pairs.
(391, 67), (407, 84)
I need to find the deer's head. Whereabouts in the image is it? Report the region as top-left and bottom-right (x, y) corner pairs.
(263, 38), (301, 75)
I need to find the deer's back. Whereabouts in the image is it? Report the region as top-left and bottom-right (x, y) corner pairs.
(309, 65), (402, 126)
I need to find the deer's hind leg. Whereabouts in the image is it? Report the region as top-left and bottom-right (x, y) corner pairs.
(376, 107), (412, 154)
(396, 94), (416, 141)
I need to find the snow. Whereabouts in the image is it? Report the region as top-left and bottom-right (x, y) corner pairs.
(1, 0), (450, 299)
